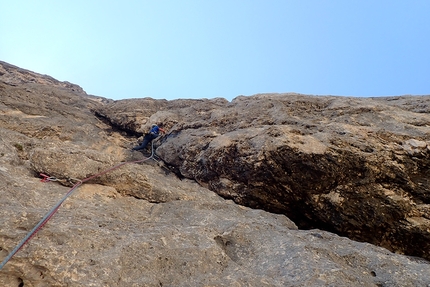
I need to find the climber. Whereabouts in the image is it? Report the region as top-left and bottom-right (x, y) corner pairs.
(132, 123), (165, 152)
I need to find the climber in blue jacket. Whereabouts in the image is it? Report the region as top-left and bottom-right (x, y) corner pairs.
(132, 124), (165, 151)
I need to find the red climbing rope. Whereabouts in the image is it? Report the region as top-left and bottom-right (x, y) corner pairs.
(0, 151), (155, 270)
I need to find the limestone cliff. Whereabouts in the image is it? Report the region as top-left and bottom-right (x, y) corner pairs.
(0, 61), (429, 286)
(98, 92), (430, 261)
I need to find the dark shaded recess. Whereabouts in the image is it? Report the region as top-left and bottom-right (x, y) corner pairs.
(224, 146), (368, 228)
(408, 168), (430, 204)
(93, 110), (143, 137)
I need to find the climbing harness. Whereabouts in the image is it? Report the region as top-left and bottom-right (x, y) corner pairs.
(0, 142), (159, 270)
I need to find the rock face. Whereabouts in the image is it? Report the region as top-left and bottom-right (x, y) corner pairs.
(97, 93), (430, 262)
(1, 61), (430, 286)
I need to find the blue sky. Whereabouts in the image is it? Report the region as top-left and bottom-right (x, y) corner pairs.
(1, 1), (429, 101)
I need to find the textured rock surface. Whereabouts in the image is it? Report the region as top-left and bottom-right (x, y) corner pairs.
(1, 61), (430, 286)
(97, 93), (430, 261)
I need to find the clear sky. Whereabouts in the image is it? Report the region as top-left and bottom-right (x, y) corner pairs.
(1, 1), (429, 101)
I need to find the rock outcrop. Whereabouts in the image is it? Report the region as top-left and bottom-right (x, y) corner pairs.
(97, 93), (430, 262)
(1, 61), (429, 286)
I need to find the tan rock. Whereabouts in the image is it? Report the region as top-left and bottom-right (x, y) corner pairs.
(1, 61), (430, 286)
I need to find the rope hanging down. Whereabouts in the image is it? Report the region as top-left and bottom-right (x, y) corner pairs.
(0, 143), (158, 270)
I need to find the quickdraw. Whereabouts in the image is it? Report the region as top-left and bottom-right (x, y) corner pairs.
(39, 173), (58, 183)
(0, 142), (159, 270)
